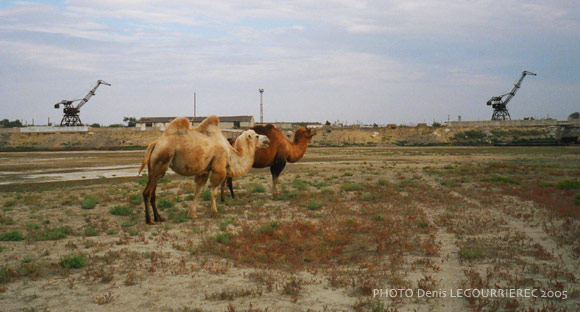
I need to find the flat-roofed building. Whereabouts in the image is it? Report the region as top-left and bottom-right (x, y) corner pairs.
(136, 116), (254, 130)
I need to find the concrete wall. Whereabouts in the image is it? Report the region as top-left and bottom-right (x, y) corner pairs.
(20, 126), (88, 133)
(447, 119), (580, 128)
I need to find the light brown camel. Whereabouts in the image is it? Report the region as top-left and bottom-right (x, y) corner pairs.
(138, 116), (269, 224)
(222, 124), (315, 200)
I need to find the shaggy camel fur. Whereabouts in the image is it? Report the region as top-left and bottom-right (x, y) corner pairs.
(139, 116), (269, 224)
(223, 124), (315, 200)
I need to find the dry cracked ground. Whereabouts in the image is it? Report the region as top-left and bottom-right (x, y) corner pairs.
(0, 146), (579, 311)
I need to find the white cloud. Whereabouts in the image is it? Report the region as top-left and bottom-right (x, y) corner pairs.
(0, 40), (103, 72)
(0, 0), (578, 125)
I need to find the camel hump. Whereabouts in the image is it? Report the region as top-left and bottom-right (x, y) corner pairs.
(253, 123), (275, 135)
(166, 117), (192, 134)
(196, 115), (220, 134)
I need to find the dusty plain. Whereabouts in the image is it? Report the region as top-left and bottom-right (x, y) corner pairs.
(0, 146), (579, 311)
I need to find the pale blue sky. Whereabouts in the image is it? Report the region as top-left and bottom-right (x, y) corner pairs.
(1, 0), (579, 125)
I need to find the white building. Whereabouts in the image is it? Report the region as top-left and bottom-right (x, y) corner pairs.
(136, 116), (255, 130)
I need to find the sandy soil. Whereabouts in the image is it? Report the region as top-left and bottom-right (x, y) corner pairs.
(0, 146), (579, 311)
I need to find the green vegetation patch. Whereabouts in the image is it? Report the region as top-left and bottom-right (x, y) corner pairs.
(0, 230), (25, 241)
(200, 189), (211, 201)
(275, 191), (297, 201)
(60, 253), (87, 269)
(84, 226), (99, 237)
(28, 226), (73, 241)
(109, 205), (133, 216)
(557, 180), (580, 190)
(292, 179), (309, 190)
(157, 198), (174, 209)
(343, 183), (364, 191)
(129, 194), (142, 205)
(480, 175), (520, 185)
(167, 209), (188, 223)
(213, 232), (233, 246)
(377, 179), (389, 186)
(306, 200), (324, 211)
(459, 246), (484, 259)
(451, 130), (490, 145)
(80, 196), (98, 210)
(3, 201), (16, 210)
(220, 217), (236, 231)
(251, 184), (266, 194)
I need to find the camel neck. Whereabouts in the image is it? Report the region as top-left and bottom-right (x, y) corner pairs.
(287, 135), (309, 163)
(228, 142), (254, 177)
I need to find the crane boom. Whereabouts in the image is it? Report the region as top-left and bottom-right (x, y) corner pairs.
(53, 80), (111, 126)
(486, 71), (536, 120)
(499, 71), (536, 107)
(76, 80), (111, 109)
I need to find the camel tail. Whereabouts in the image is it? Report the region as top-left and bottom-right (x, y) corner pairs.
(138, 140), (157, 176)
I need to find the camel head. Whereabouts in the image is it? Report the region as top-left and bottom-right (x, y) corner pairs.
(237, 129), (270, 149)
(295, 126), (316, 141)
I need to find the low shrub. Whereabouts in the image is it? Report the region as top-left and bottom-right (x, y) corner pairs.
(60, 253), (86, 269)
(201, 189), (211, 201)
(459, 247), (484, 259)
(129, 194), (142, 205)
(0, 265), (16, 283)
(557, 180), (580, 190)
(28, 226), (73, 241)
(214, 232), (233, 246)
(157, 198), (174, 209)
(81, 196), (98, 210)
(0, 230), (25, 241)
(306, 200), (324, 211)
(292, 179), (309, 190)
(252, 184), (266, 194)
(168, 209), (188, 223)
(343, 183), (364, 191)
(481, 176), (520, 185)
(109, 205), (133, 216)
(85, 226), (98, 237)
(276, 191), (297, 201)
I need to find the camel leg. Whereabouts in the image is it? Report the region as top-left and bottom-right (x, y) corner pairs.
(209, 174), (225, 215)
(210, 186), (220, 214)
(227, 177), (235, 199)
(209, 160), (227, 215)
(220, 177), (235, 202)
(150, 185), (164, 223)
(220, 179), (226, 202)
(143, 154), (171, 224)
(189, 174), (209, 218)
(143, 173), (164, 225)
(142, 180), (156, 225)
(270, 161), (286, 199)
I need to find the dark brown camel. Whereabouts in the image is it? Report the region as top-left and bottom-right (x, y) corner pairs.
(222, 124), (315, 200)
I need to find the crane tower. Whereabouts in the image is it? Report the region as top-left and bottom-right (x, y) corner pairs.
(486, 71), (536, 120)
(54, 80), (111, 126)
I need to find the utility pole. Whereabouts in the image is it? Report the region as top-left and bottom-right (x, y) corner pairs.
(193, 92), (196, 118)
(259, 88), (264, 124)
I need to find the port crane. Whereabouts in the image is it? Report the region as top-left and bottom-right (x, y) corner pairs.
(486, 71), (536, 120)
(54, 80), (111, 126)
